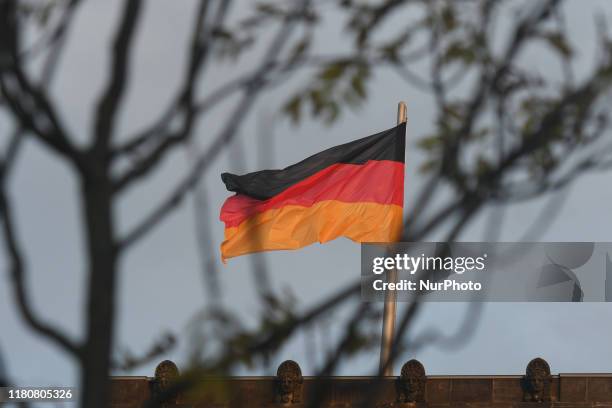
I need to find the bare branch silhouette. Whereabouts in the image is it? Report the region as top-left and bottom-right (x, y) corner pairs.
(0, 130), (81, 356)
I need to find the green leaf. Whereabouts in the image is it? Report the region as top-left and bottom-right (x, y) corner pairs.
(476, 157), (491, 177)
(211, 28), (233, 40)
(441, 6), (457, 32)
(419, 159), (438, 173)
(288, 36), (311, 65)
(417, 135), (440, 151)
(324, 101), (340, 125)
(350, 74), (366, 99)
(442, 42), (477, 65)
(380, 29), (413, 63)
(543, 32), (573, 58)
(471, 127), (489, 140)
(283, 96), (302, 124)
(256, 2), (284, 17)
(309, 89), (326, 115)
(342, 88), (361, 107)
(318, 61), (348, 81)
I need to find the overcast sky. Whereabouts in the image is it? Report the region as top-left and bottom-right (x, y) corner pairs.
(2, 0), (612, 391)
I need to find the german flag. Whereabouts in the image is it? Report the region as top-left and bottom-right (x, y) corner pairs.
(220, 122), (406, 261)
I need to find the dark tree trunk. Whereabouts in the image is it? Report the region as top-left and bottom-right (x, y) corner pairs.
(80, 161), (117, 408)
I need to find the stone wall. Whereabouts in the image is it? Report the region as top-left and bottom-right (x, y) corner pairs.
(110, 358), (612, 407)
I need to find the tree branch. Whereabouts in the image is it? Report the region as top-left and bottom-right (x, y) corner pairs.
(0, 0), (81, 165)
(118, 0), (312, 249)
(40, 0), (83, 86)
(92, 0), (143, 151)
(0, 134), (81, 357)
(109, 0), (230, 189)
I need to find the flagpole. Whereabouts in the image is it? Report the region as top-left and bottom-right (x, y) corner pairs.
(379, 101), (407, 376)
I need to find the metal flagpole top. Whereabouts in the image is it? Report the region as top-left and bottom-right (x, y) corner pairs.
(397, 101), (407, 124)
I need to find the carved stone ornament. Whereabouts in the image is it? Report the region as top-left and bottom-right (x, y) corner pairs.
(523, 357), (551, 402)
(397, 359), (426, 403)
(276, 360), (303, 405)
(153, 360), (180, 406)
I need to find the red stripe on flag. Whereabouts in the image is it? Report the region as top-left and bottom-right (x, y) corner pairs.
(220, 160), (404, 228)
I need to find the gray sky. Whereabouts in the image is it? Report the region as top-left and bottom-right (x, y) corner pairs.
(2, 0), (612, 390)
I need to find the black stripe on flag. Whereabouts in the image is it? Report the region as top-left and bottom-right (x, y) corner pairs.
(221, 122), (406, 200)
